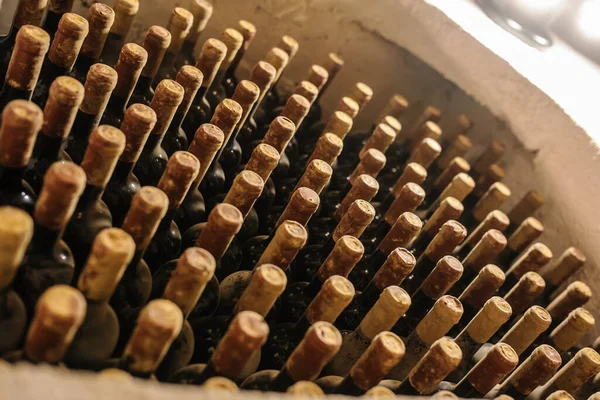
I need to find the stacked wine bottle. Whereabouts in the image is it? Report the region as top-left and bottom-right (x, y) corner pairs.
(1, 0), (599, 399)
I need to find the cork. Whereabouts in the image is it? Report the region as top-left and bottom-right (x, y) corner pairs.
(507, 217), (544, 253)
(455, 114), (473, 134)
(350, 332), (406, 391)
(432, 391), (459, 399)
(551, 308), (595, 351)
(81, 125), (125, 189)
(249, 61), (276, 99)
(80, 3), (115, 60)
(98, 368), (134, 382)
(435, 172), (475, 204)
(350, 82), (373, 110)
(359, 124), (397, 157)
(547, 281), (592, 320)
(13, 0), (48, 28)
(265, 47), (289, 82)
(195, 38), (227, 88)
(549, 348), (600, 393)
(117, 104), (156, 164)
(463, 229), (507, 272)
(381, 116), (402, 134)
(543, 247), (586, 287)
(157, 151), (200, 208)
(276, 187), (320, 227)
(324, 52), (344, 81)
(162, 247), (216, 318)
(472, 182), (512, 222)
(473, 140), (506, 176)
(335, 97), (360, 119)
(232, 80), (260, 118)
(383, 182), (426, 225)
(123, 299), (183, 374)
(175, 65), (204, 118)
(316, 236), (364, 281)
(188, 123), (225, 183)
(110, 0), (138, 37)
(421, 197), (464, 237)
(122, 187), (169, 252)
(547, 391), (575, 400)
(203, 377), (238, 392)
(494, 395), (515, 400)
(410, 121), (442, 152)
(305, 276), (355, 324)
(305, 64), (329, 92)
(224, 170), (264, 218)
(41, 76), (84, 139)
(437, 134), (473, 170)
(80, 63), (118, 115)
(415, 296), (464, 345)
(255, 220), (307, 271)
(407, 338), (463, 394)
(406, 138), (442, 169)
(0, 207), (33, 289)
(473, 164), (505, 198)
(235, 264), (287, 317)
(0, 100), (43, 168)
(277, 35), (299, 59)
(332, 199), (375, 241)
(409, 106), (441, 137)
(5, 25), (50, 91)
(194, 204), (243, 261)
(48, 13), (89, 69)
(462, 210), (510, 249)
(286, 325), (342, 384)
(424, 220), (467, 263)
(378, 212), (423, 256)
(336, 175), (379, 221)
(244, 143), (280, 182)
(501, 305), (552, 355)
(294, 81), (319, 105)
(465, 343), (519, 395)
(465, 296), (512, 344)
(507, 243), (553, 279)
(218, 28), (243, 70)
(140, 26), (171, 79)
(372, 248), (416, 290)
(359, 286), (411, 340)
(286, 381), (324, 397)
(149, 79), (185, 137)
(166, 7), (193, 55)
(459, 265), (506, 308)
(280, 94), (311, 126)
(188, 0), (213, 43)
(209, 99), (243, 148)
(504, 271), (546, 315)
(237, 20), (257, 49)
(507, 190), (544, 225)
(294, 160), (332, 195)
(34, 162), (86, 230)
(391, 163), (428, 197)
(507, 344), (562, 395)
(364, 386), (395, 397)
(420, 256), (464, 300)
(77, 228), (135, 301)
(377, 94), (409, 121)
(324, 111), (354, 139)
(348, 149), (386, 184)
(113, 43), (148, 100)
(307, 133), (344, 165)
(262, 116), (296, 154)
(434, 158), (471, 191)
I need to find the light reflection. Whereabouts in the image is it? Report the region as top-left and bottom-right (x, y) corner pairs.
(578, 0), (600, 39)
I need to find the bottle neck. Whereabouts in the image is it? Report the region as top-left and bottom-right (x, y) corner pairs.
(226, 47), (246, 80)
(335, 375), (365, 396)
(132, 75), (154, 100)
(40, 58), (71, 85)
(209, 69), (227, 93)
(73, 55), (96, 77)
(356, 281), (382, 312)
(192, 85), (209, 106)
(168, 110), (186, 134)
(452, 379), (482, 398)
(157, 207), (178, 232)
(180, 40), (196, 64)
(105, 95), (128, 120)
(78, 184), (105, 208)
(404, 289), (434, 322)
(0, 165), (26, 186)
(110, 160), (136, 185)
(269, 367), (296, 393)
(0, 82), (33, 108)
(33, 134), (63, 162)
(31, 222), (62, 256)
(42, 11), (63, 38)
(71, 110), (102, 141)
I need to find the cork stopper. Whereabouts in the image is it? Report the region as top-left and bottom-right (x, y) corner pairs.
(232, 80), (260, 116)
(406, 138), (442, 169)
(350, 332), (406, 391)
(118, 104), (157, 163)
(508, 344), (562, 395)
(378, 212), (423, 256)
(435, 172), (475, 205)
(223, 170), (264, 218)
(276, 187), (320, 227)
(507, 217), (545, 254)
(473, 164), (505, 198)
(280, 94), (311, 126)
(348, 149), (386, 184)
(203, 377), (238, 392)
(464, 343), (519, 395)
(188, 0), (213, 42)
(547, 391), (575, 400)
(462, 210), (510, 249)
(293, 160), (332, 195)
(335, 175), (379, 221)
(244, 143), (280, 182)
(41, 76), (84, 139)
(24, 285), (86, 363)
(237, 20), (257, 49)
(77, 228), (135, 301)
(308, 133), (344, 165)
(472, 183), (512, 222)
(305, 65), (329, 92)
(550, 348), (600, 394)
(372, 249), (416, 291)
(360, 285), (412, 339)
(80, 125), (126, 188)
(306, 276), (355, 324)
(350, 82), (373, 110)
(409, 106), (441, 137)
(98, 368), (133, 382)
(162, 247), (216, 318)
(316, 236), (364, 282)
(507, 243), (553, 279)
(473, 140), (506, 175)
(48, 13), (89, 69)
(218, 28), (244, 70)
(294, 80), (319, 105)
(255, 220), (307, 271)
(364, 386), (395, 397)
(5, 25), (50, 91)
(420, 256), (464, 300)
(335, 97), (360, 119)
(123, 299), (183, 374)
(34, 161), (86, 230)
(424, 220), (467, 263)
(149, 79), (185, 137)
(0, 207), (33, 289)
(157, 151), (200, 208)
(140, 26), (171, 79)
(209, 98), (243, 146)
(332, 199), (376, 241)
(381, 116), (401, 134)
(249, 61), (276, 98)
(195, 204), (243, 261)
(407, 338), (463, 394)
(359, 124), (397, 157)
(166, 7), (193, 55)
(0, 100), (43, 168)
(459, 264), (506, 308)
(507, 190), (544, 225)
(262, 116), (296, 154)
(504, 271), (546, 315)
(80, 3), (115, 60)
(195, 38), (227, 88)
(80, 63), (118, 116)
(465, 296), (512, 344)
(122, 187), (169, 252)
(235, 264), (287, 317)
(550, 308), (595, 351)
(324, 111), (354, 139)
(410, 121), (442, 152)
(463, 229), (507, 272)
(113, 43), (148, 100)
(501, 306), (552, 355)
(422, 197), (464, 237)
(391, 163), (428, 197)
(431, 391), (458, 399)
(437, 134), (473, 170)
(265, 47), (289, 81)
(383, 182), (426, 226)
(188, 123), (225, 184)
(547, 281), (592, 320)
(416, 296), (464, 345)
(286, 381), (324, 397)
(324, 52), (344, 79)
(110, 0), (138, 37)
(378, 94), (409, 121)
(455, 114), (473, 135)
(13, 0), (48, 28)
(543, 247), (586, 287)
(277, 35), (299, 59)
(434, 158), (471, 191)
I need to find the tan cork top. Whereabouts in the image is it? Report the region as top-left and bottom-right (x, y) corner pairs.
(140, 26), (171, 79)
(335, 175), (379, 221)
(13, 0), (48, 28)
(195, 204), (243, 261)
(277, 35), (299, 58)
(255, 220), (307, 271)
(332, 199), (375, 241)
(0, 207), (33, 289)
(175, 65), (204, 117)
(119, 104), (157, 163)
(202, 377), (238, 392)
(437, 134), (473, 170)
(472, 182), (512, 222)
(232, 80), (260, 115)
(80, 3), (115, 59)
(435, 172), (475, 204)
(508, 344), (562, 395)
(507, 242), (553, 279)
(294, 160), (332, 195)
(195, 38), (227, 88)
(6, 25), (50, 91)
(420, 256), (464, 300)
(0, 100), (43, 168)
(546, 391), (575, 400)
(424, 220), (467, 263)
(501, 305), (552, 355)
(459, 264), (505, 308)
(188, 0), (213, 42)
(381, 116), (401, 134)
(149, 79), (185, 137)
(209, 98), (243, 146)
(286, 381), (324, 397)
(455, 114), (473, 134)
(350, 332), (406, 391)
(547, 281), (592, 320)
(465, 343), (519, 395)
(391, 163), (428, 197)
(224, 170), (264, 218)
(244, 143), (280, 182)
(237, 20), (257, 48)
(262, 116), (296, 154)
(410, 121), (442, 152)
(166, 7), (193, 54)
(507, 190), (544, 225)
(41, 76), (84, 139)
(305, 64), (329, 91)
(421, 197), (464, 237)
(463, 229), (507, 272)
(324, 111), (353, 139)
(415, 296), (464, 345)
(276, 187), (320, 227)
(384, 182), (426, 226)
(507, 217), (544, 253)
(48, 13), (89, 69)
(473, 163), (505, 198)
(81, 125), (126, 188)
(110, 0), (138, 36)
(295, 80), (319, 105)
(372, 248), (416, 290)
(359, 286), (411, 340)
(364, 386), (395, 398)
(406, 138), (442, 169)
(265, 47), (289, 81)
(188, 123), (225, 184)
(431, 391), (459, 399)
(249, 61), (276, 94)
(462, 210), (510, 249)
(378, 212), (423, 256)
(408, 338), (462, 394)
(359, 124), (397, 158)
(113, 43), (148, 100)
(350, 82), (373, 109)
(473, 140), (506, 175)
(235, 264), (287, 317)
(324, 52), (344, 77)
(550, 307), (595, 352)
(80, 63), (118, 115)
(378, 94), (409, 121)
(280, 94), (311, 126)
(503, 271), (546, 315)
(550, 348), (600, 393)
(335, 97), (360, 119)
(122, 187), (169, 252)
(98, 368), (134, 382)
(434, 157), (471, 191)
(308, 133), (344, 166)
(316, 235), (364, 282)
(543, 247), (586, 287)
(157, 151), (200, 208)
(348, 148), (386, 184)
(305, 276), (355, 324)
(218, 28), (244, 70)
(465, 296), (512, 344)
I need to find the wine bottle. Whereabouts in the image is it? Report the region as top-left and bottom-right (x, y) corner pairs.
(222, 20), (257, 98)
(541, 247), (586, 303)
(545, 308), (595, 360)
(178, 0), (213, 67)
(419, 159), (472, 212)
(496, 217), (544, 268)
(503, 271), (546, 319)
(537, 348), (600, 398)
(155, 7), (193, 83)
(100, 0), (139, 66)
(303, 124), (347, 168)
(63, 228), (135, 368)
(202, 377), (238, 392)
(408, 121), (442, 156)
(244, 143), (281, 182)
(453, 210), (510, 259)
(335, 82), (375, 158)
(502, 243), (553, 293)
(506, 189), (544, 234)
(431, 134), (473, 179)
(286, 381), (324, 397)
(406, 106), (441, 141)
(379, 162), (427, 209)
(0, 207), (33, 354)
(41, 0), (75, 39)
(579, 372), (600, 399)
(471, 139), (505, 181)
(499, 305), (552, 356)
(265, 186), (319, 235)
(547, 281), (592, 326)
(460, 182), (512, 232)
(14, 161), (86, 313)
(205, 28), (244, 110)
(278, 159), (331, 206)
(0, 100), (43, 214)
(64, 64), (119, 164)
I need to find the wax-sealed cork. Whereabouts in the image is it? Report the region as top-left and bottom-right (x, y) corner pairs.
(255, 220), (307, 271)
(383, 182), (426, 225)
(407, 138), (442, 169)
(434, 172), (475, 204)
(381, 116), (401, 134)
(165, 7), (193, 56)
(175, 65), (203, 118)
(332, 200), (375, 241)
(360, 285), (411, 339)
(547, 281), (592, 320)
(550, 308), (595, 351)
(232, 80), (260, 127)
(41, 76), (84, 139)
(195, 204), (243, 261)
(293, 160), (332, 195)
(364, 386), (395, 397)
(235, 264), (287, 317)
(217, 28), (243, 71)
(464, 343), (518, 395)
(113, 43), (148, 100)
(378, 212), (423, 255)
(350, 332), (405, 391)
(139, 26), (171, 80)
(424, 220), (467, 263)
(262, 116), (296, 154)
(123, 299), (183, 374)
(77, 228), (135, 301)
(305, 64), (329, 92)
(265, 47), (289, 82)
(323, 111), (354, 139)
(34, 162), (86, 230)
(5, 25), (50, 90)
(410, 121), (442, 152)
(543, 247), (586, 287)
(316, 236), (364, 282)
(407, 338), (462, 394)
(437, 134), (473, 170)
(195, 38), (227, 89)
(462, 210), (510, 249)
(501, 305), (552, 355)
(294, 81), (319, 105)
(372, 248), (416, 290)
(507, 243), (553, 279)
(465, 296), (512, 344)
(350, 82), (373, 110)
(507, 190), (544, 225)
(24, 285), (86, 363)
(416, 296), (464, 345)
(348, 149), (386, 184)
(286, 381), (324, 397)
(223, 170), (264, 218)
(249, 61), (276, 100)
(463, 229), (507, 272)
(546, 348), (600, 394)
(122, 187), (169, 252)
(149, 79), (185, 138)
(80, 63), (118, 116)
(0, 100), (43, 168)
(157, 151), (199, 208)
(80, 3), (115, 60)
(188, 123), (224, 184)
(472, 182), (512, 222)
(203, 377), (238, 392)
(110, 0), (138, 37)
(473, 164), (505, 198)
(188, 0), (213, 44)
(308, 133), (343, 165)
(359, 124), (397, 157)
(409, 106), (441, 138)
(335, 175), (379, 221)
(473, 140), (506, 176)
(420, 256), (464, 300)
(280, 94), (311, 127)
(377, 94), (409, 121)
(12, 0), (48, 28)
(335, 97), (360, 119)
(118, 104), (156, 164)
(504, 271), (546, 315)
(210, 99), (243, 150)
(80, 125), (126, 188)
(507, 217), (544, 253)
(244, 143), (280, 182)
(459, 265), (505, 308)
(0, 207), (33, 289)
(48, 13), (89, 69)
(276, 187), (320, 227)
(434, 158), (471, 191)
(422, 197), (464, 237)
(391, 163), (428, 197)
(504, 344), (562, 395)
(306, 276), (355, 324)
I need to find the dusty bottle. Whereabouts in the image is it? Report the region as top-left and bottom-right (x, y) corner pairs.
(496, 217), (545, 269)
(460, 182), (512, 232)
(499, 305), (552, 356)
(506, 190), (544, 234)
(205, 28), (244, 110)
(100, 0), (139, 66)
(177, 0), (213, 67)
(154, 7), (193, 83)
(502, 242), (553, 293)
(547, 281), (592, 329)
(40, 0), (75, 39)
(222, 20), (258, 98)
(537, 348), (600, 399)
(540, 247), (586, 303)
(453, 210), (510, 260)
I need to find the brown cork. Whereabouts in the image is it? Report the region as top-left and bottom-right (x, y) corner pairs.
(543, 247), (586, 287)
(504, 271), (546, 315)
(473, 164), (505, 198)
(500, 305), (552, 355)
(13, 0), (48, 28)
(48, 13), (89, 69)
(409, 106), (441, 137)
(237, 20), (257, 50)
(350, 82), (373, 110)
(80, 63), (118, 115)
(113, 43), (148, 101)
(195, 38), (227, 89)
(420, 256), (464, 300)
(459, 264), (506, 308)
(0, 100), (43, 168)
(166, 7), (193, 55)
(294, 80), (319, 105)
(359, 286), (411, 340)
(377, 94), (409, 121)
(372, 248), (416, 290)
(316, 236), (364, 281)
(195, 204), (243, 261)
(335, 175), (379, 221)
(123, 299), (183, 374)
(335, 97), (360, 119)
(244, 143), (280, 182)
(415, 296), (464, 345)
(80, 3), (115, 60)
(5, 25), (50, 91)
(465, 296), (512, 344)
(262, 116), (296, 154)
(507, 217), (544, 253)
(472, 182), (512, 222)
(249, 61), (276, 96)
(350, 332), (406, 391)
(406, 138), (442, 169)
(431, 391), (459, 399)
(324, 52), (344, 81)
(0, 207), (33, 289)
(455, 114), (473, 135)
(378, 212), (423, 256)
(77, 228), (135, 301)
(437, 134), (473, 170)
(323, 111), (354, 139)
(473, 140), (506, 176)
(407, 338), (462, 394)
(462, 210), (510, 249)
(307, 133), (344, 165)
(507, 243), (553, 279)
(218, 28), (244, 70)
(235, 264), (287, 317)
(286, 381), (324, 397)
(507, 344), (562, 395)
(188, 0), (213, 43)
(434, 157), (471, 191)
(547, 391), (575, 400)
(121, 187), (169, 252)
(34, 161), (86, 230)
(305, 64), (329, 91)
(81, 125), (125, 188)
(507, 190), (544, 225)
(359, 124), (397, 157)
(162, 247), (216, 318)
(381, 116), (401, 135)
(188, 123), (224, 184)
(98, 368), (134, 381)
(305, 276), (354, 324)
(465, 343), (519, 395)
(149, 79), (185, 137)
(110, 0), (138, 37)
(424, 220), (467, 263)
(277, 35), (299, 59)
(463, 229), (507, 273)
(410, 121), (442, 152)
(280, 94), (311, 127)
(391, 163), (428, 197)
(364, 386), (395, 398)
(140, 26), (171, 79)
(293, 160), (332, 195)
(232, 80), (260, 126)
(41, 76), (84, 139)
(493, 395), (515, 400)
(550, 308), (595, 351)
(209, 98), (243, 148)
(265, 47), (290, 82)
(332, 199), (375, 241)
(548, 348), (600, 394)
(118, 104), (157, 163)
(383, 182), (426, 225)
(157, 151), (200, 208)
(223, 170), (264, 218)
(348, 148), (386, 183)
(421, 197), (464, 237)
(276, 187), (320, 227)
(255, 220), (307, 271)
(547, 281), (592, 320)
(202, 377), (238, 392)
